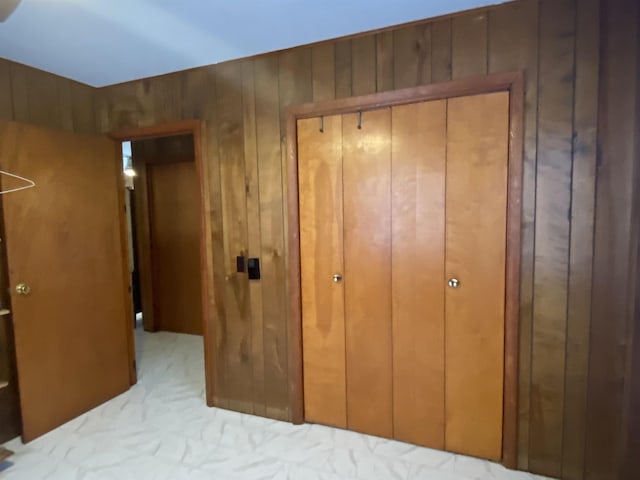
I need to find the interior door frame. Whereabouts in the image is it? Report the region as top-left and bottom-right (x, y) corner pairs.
(285, 71), (524, 469)
(109, 120), (217, 406)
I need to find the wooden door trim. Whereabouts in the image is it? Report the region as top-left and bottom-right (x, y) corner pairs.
(109, 120), (217, 406)
(286, 71), (524, 469)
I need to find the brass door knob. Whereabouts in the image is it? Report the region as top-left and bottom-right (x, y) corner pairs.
(332, 274), (343, 283)
(448, 278), (460, 289)
(15, 283), (31, 296)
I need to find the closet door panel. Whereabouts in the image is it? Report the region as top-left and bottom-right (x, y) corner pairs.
(391, 100), (447, 448)
(298, 115), (347, 428)
(445, 92), (509, 460)
(343, 109), (393, 438)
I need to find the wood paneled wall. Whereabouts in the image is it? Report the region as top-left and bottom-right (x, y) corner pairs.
(0, 0), (637, 478)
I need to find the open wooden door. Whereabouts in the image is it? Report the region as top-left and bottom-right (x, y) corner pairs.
(0, 121), (134, 442)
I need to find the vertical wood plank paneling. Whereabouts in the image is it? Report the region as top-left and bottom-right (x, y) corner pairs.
(70, 82), (97, 134)
(55, 78), (74, 131)
(452, 12), (488, 79)
(431, 19), (452, 83)
(351, 36), (376, 96)
(529, 0), (576, 477)
(203, 65), (228, 409)
(298, 115), (346, 428)
(10, 64), (29, 123)
(0, 60), (13, 120)
(335, 39), (352, 99)
(26, 69), (61, 129)
(391, 100), (446, 449)
(393, 25), (432, 90)
(487, 0), (540, 470)
(343, 109), (393, 438)
(312, 43), (336, 102)
(562, 0), (600, 478)
(445, 92), (509, 461)
(375, 31), (394, 92)
(255, 55), (286, 419)
(216, 61), (253, 413)
(587, 0), (639, 478)
(242, 60), (266, 416)
(626, 11), (640, 477)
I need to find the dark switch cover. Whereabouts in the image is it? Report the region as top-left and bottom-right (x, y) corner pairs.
(248, 258), (261, 280)
(236, 255), (246, 273)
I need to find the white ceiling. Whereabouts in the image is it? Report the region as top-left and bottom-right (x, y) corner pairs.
(0, 0), (509, 87)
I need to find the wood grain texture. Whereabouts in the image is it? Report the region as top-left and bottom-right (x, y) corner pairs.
(393, 25), (431, 89)
(375, 31), (394, 92)
(217, 61), (253, 413)
(65, 2), (636, 477)
(297, 115), (346, 428)
(529, 1), (575, 476)
(486, 0), (540, 470)
(562, 0), (599, 478)
(431, 19), (452, 83)
(445, 92), (509, 461)
(0, 121), (130, 441)
(587, 1), (640, 479)
(391, 100), (446, 449)
(130, 153), (156, 332)
(312, 44), (336, 102)
(0, 60), (13, 120)
(625, 7), (640, 477)
(255, 56), (287, 420)
(242, 60), (266, 416)
(335, 39), (352, 99)
(148, 161), (203, 335)
(343, 109), (392, 439)
(351, 36), (376, 96)
(452, 12), (488, 79)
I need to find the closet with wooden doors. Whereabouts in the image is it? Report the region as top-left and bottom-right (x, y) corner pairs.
(298, 91), (510, 461)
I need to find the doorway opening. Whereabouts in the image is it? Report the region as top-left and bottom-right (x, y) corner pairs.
(122, 134), (203, 337)
(111, 121), (213, 404)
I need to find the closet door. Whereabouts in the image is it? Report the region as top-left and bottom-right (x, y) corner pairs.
(343, 109), (393, 438)
(391, 100), (447, 449)
(445, 92), (509, 460)
(298, 114), (347, 428)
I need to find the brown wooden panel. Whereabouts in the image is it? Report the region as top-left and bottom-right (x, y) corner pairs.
(25, 69), (60, 129)
(530, 0), (575, 476)
(487, 0), (540, 470)
(587, 0), (640, 478)
(9, 63), (28, 123)
(391, 100), (446, 449)
(0, 60), (13, 120)
(375, 31), (394, 92)
(203, 66), (228, 409)
(130, 152), (156, 332)
(70, 82), (97, 134)
(148, 161), (203, 336)
(343, 108), (392, 438)
(335, 39), (352, 99)
(352, 36), (376, 96)
(0, 121), (131, 441)
(242, 60), (266, 416)
(452, 12), (487, 79)
(255, 55), (288, 420)
(393, 25), (431, 90)
(312, 43), (335, 102)
(216, 61), (253, 413)
(562, 0), (599, 478)
(298, 115), (346, 428)
(431, 19), (452, 83)
(445, 92), (509, 461)
(54, 78), (73, 131)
